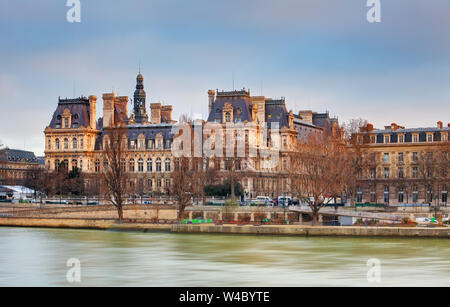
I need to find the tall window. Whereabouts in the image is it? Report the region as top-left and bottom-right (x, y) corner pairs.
(398, 187), (404, 203)
(384, 153), (389, 163)
(412, 152), (418, 162)
(398, 167), (404, 179)
(412, 167), (418, 178)
(398, 135), (404, 143)
(225, 112), (231, 122)
(384, 185), (390, 204)
(129, 159), (135, 172)
(384, 168), (390, 179)
(398, 152), (403, 163)
(47, 138), (51, 150)
(147, 159), (153, 172)
(95, 160), (100, 173)
(384, 135), (390, 144)
(55, 139), (60, 150)
(64, 138), (69, 149)
(413, 186), (418, 203)
(413, 134), (418, 143)
(156, 158), (162, 172)
(165, 158), (171, 172)
(73, 138), (78, 149)
(138, 159), (144, 172)
(427, 134), (433, 142)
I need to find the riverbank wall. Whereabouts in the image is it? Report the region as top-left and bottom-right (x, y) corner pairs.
(0, 217), (449, 238)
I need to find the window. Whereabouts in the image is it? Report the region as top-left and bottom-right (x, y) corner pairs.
(55, 160), (60, 170)
(80, 137), (84, 149)
(129, 159), (135, 172)
(398, 135), (404, 143)
(120, 159), (126, 172)
(64, 138), (69, 149)
(165, 179), (170, 189)
(427, 134), (433, 142)
(64, 118), (69, 128)
(384, 168), (390, 179)
(370, 168), (376, 179)
(165, 158), (171, 172)
(398, 188), (404, 203)
(356, 187), (363, 203)
(147, 159), (153, 172)
(412, 167), (418, 178)
(148, 179), (153, 190)
(412, 152), (418, 162)
(156, 158), (162, 172)
(443, 134), (448, 142)
(138, 159), (144, 172)
(55, 139), (60, 150)
(442, 186), (448, 203)
(73, 138), (78, 149)
(384, 153), (389, 163)
(384, 135), (390, 144)
(47, 138), (51, 150)
(94, 160), (100, 173)
(398, 167), (404, 179)
(384, 186), (390, 204)
(413, 187), (418, 203)
(225, 112), (231, 122)
(398, 152), (404, 163)
(370, 191), (376, 203)
(370, 136), (376, 144)
(413, 134), (418, 143)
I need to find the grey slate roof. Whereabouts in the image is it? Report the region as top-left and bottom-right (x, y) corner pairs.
(48, 97), (92, 129)
(0, 149), (39, 163)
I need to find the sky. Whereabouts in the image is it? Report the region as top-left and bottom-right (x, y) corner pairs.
(0, 0), (449, 156)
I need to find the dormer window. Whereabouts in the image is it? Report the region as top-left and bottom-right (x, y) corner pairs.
(413, 134), (419, 143)
(398, 134), (404, 143)
(64, 118), (69, 128)
(384, 135), (390, 144)
(225, 112), (231, 123)
(427, 133), (433, 142)
(370, 135), (376, 144)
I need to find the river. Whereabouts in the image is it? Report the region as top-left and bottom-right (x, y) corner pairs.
(0, 227), (448, 286)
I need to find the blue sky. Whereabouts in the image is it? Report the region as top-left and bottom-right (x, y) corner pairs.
(1, 0), (449, 155)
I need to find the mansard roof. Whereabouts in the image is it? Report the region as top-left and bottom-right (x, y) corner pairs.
(0, 148), (39, 163)
(48, 97), (92, 129)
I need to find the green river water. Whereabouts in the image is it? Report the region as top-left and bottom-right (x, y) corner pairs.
(0, 227), (448, 286)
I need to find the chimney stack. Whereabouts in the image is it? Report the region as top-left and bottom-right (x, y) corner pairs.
(150, 103), (162, 124)
(161, 105), (173, 122)
(437, 121), (443, 129)
(102, 93), (115, 128)
(89, 95), (97, 129)
(208, 90), (216, 115)
(299, 110), (313, 124)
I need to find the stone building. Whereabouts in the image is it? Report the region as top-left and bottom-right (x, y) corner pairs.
(0, 148), (44, 186)
(44, 73), (341, 198)
(351, 122), (449, 205)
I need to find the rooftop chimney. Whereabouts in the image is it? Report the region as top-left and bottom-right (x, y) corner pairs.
(437, 121), (443, 129)
(208, 90), (216, 115)
(150, 103), (162, 124)
(89, 95), (97, 129)
(299, 110), (313, 124)
(161, 105), (173, 123)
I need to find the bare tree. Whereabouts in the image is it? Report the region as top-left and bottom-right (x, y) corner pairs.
(342, 118), (368, 140)
(170, 157), (193, 222)
(290, 133), (350, 225)
(101, 125), (129, 221)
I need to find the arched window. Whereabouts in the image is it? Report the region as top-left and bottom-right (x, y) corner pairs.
(64, 138), (69, 149)
(129, 159), (135, 172)
(138, 158), (144, 172)
(120, 159), (126, 172)
(165, 158), (171, 172)
(156, 158), (162, 172)
(73, 138), (78, 149)
(147, 159), (153, 172)
(94, 160), (100, 173)
(72, 159), (78, 170)
(55, 139), (60, 150)
(55, 159), (60, 170)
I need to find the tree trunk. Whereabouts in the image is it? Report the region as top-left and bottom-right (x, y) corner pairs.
(117, 204), (124, 221)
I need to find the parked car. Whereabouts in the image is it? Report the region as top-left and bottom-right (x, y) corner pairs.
(254, 196), (274, 206)
(142, 200), (153, 205)
(277, 196), (292, 207)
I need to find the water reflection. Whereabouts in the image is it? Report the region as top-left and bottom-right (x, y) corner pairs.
(0, 228), (448, 286)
